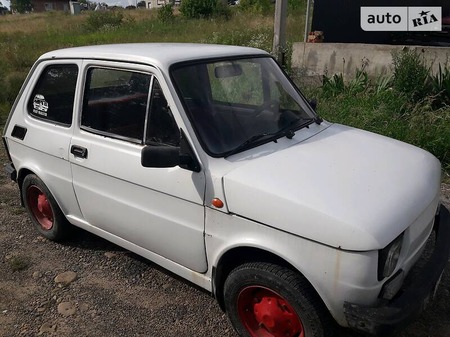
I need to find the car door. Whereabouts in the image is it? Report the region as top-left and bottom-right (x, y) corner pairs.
(69, 61), (207, 273)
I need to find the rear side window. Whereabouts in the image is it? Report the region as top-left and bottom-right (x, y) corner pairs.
(27, 64), (78, 126)
(81, 68), (151, 142)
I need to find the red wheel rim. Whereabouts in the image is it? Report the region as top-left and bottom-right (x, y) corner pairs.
(237, 286), (304, 337)
(27, 185), (54, 230)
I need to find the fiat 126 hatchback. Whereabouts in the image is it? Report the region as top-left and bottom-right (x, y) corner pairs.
(2, 43), (450, 337)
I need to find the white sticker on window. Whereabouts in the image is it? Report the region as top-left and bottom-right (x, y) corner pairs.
(33, 94), (49, 116)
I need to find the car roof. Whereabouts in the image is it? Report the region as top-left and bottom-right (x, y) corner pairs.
(39, 43), (269, 70)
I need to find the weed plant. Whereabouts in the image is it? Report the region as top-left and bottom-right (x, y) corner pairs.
(7, 255), (29, 272)
(391, 48), (429, 102)
(429, 64), (450, 107)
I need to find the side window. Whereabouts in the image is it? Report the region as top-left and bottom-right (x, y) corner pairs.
(145, 79), (180, 147)
(27, 64), (78, 126)
(81, 68), (151, 143)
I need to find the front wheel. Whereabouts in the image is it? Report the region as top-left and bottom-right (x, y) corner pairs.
(224, 262), (334, 337)
(22, 174), (72, 241)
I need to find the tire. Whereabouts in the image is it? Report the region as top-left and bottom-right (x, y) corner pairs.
(22, 174), (72, 241)
(224, 262), (334, 337)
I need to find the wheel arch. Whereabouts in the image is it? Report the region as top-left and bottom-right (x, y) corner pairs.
(17, 166), (63, 211)
(212, 246), (322, 313)
(17, 167), (37, 205)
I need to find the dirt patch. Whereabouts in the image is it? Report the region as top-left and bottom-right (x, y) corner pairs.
(0, 144), (449, 337)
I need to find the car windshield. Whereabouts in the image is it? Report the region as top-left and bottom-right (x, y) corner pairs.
(171, 56), (316, 157)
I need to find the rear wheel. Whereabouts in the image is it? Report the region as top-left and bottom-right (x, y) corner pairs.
(22, 174), (72, 241)
(224, 262), (333, 337)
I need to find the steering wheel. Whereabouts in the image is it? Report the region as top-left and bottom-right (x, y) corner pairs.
(253, 100), (279, 118)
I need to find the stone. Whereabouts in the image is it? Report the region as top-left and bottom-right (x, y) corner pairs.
(79, 303), (90, 312)
(37, 301), (49, 313)
(104, 252), (116, 258)
(32, 271), (42, 279)
(57, 302), (76, 317)
(38, 322), (57, 335)
(54, 271), (77, 286)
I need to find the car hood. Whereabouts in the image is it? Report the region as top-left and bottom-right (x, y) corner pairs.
(223, 124), (441, 250)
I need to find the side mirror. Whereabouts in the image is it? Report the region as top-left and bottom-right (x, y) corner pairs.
(141, 129), (201, 172)
(141, 146), (180, 168)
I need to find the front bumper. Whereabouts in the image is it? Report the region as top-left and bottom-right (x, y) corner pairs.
(344, 204), (450, 335)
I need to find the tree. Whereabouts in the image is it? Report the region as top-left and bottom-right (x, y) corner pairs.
(10, 0), (32, 13)
(77, 0), (98, 10)
(137, 1), (146, 8)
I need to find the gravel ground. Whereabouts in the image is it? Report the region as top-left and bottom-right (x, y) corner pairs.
(1, 144), (449, 337)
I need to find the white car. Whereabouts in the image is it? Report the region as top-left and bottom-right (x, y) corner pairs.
(2, 43), (449, 337)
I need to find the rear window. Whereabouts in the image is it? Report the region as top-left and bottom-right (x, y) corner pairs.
(27, 64), (78, 126)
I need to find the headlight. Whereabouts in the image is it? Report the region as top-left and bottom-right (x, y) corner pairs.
(378, 233), (404, 281)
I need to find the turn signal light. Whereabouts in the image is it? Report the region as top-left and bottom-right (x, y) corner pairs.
(212, 198), (224, 208)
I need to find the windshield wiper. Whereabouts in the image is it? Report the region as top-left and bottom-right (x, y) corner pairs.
(225, 117), (314, 157)
(225, 133), (270, 157)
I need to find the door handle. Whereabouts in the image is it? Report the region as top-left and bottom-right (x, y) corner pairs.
(71, 145), (88, 159)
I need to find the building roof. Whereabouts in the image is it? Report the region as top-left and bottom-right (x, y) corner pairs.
(39, 43), (269, 70)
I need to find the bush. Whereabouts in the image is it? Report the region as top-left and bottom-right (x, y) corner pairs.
(238, 0), (272, 15)
(392, 48), (429, 101)
(214, 1), (232, 19)
(84, 11), (125, 32)
(158, 4), (175, 22)
(180, 0), (218, 19)
(179, 0), (231, 19)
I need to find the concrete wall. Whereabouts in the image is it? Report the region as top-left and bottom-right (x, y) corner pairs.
(292, 42), (450, 79)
